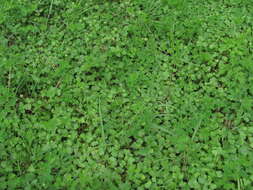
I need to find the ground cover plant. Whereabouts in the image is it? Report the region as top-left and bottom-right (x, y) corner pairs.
(0, 0), (253, 189)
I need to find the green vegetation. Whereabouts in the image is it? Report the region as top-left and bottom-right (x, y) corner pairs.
(1, 0), (253, 189)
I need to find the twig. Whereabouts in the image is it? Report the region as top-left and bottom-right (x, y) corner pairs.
(8, 67), (11, 89)
(46, 0), (54, 27)
(98, 97), (105, 146)
(192, 118), (202, 141)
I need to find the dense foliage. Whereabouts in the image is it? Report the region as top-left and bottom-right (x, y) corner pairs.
(1, 0), (253, 189)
